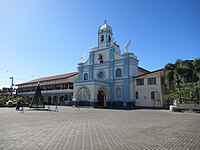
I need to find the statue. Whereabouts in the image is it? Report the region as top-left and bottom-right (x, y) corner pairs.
(124, 40), (131, 53)
(98, 53), (103, 63)
(80, 52), (86, 63)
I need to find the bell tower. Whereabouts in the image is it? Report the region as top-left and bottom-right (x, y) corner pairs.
(98, 20), (113, 50)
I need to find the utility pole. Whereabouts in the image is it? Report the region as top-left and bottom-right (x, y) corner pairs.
(10, 77), (14, 96)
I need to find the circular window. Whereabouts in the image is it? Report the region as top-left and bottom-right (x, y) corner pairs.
(97, 70), (105, 80)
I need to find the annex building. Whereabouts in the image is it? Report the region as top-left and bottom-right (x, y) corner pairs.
(16, 22), (165, 109)
(16, 72), (78, 105)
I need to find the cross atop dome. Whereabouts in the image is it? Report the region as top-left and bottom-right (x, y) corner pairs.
(99, 20), (112, 32)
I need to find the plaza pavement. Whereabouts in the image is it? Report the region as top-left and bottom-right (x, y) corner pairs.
(0, 106), (199, 150)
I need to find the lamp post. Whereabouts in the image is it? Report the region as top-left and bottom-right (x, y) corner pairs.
(9, 77), (14, 96)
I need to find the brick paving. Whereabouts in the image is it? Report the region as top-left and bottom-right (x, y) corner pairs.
(0, 106), (199, 150)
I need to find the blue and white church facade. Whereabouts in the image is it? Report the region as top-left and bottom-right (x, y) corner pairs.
(73, 21), (139, 109)
(16, 21), (165, 109)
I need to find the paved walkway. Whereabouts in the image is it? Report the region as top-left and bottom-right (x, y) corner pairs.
(0, 106), (199, 150)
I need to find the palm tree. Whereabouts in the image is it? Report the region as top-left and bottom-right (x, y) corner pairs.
(163, 63), (175, 90)
(193, 58), (200, 79)
(163, 59), (183, 92)
(173, 59), (184, 92)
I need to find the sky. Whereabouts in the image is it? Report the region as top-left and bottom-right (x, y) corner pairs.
(0, 0), (200, 89)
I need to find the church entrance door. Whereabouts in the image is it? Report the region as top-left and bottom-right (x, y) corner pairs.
(97, 90), (106, 107)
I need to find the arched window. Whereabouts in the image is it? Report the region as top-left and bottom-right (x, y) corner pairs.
(108, 35), (111, 42)
(84, 73), (88, 80)
(101, 35), (104, 42)
(116, 68), (122, 77)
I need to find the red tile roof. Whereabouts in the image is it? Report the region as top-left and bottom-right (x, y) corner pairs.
(134, 69), (163, 78)
(138, 67), (150, 74)
(16, 72), (78, 86)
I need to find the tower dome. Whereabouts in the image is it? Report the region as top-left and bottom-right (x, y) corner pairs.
(98, 20), (112, 33)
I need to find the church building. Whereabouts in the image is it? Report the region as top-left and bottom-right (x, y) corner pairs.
(73, 21), (144, 109)
(16, 21), (165, 109)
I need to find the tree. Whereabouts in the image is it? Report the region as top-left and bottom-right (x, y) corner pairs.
(0, 95), (26, 107)
(193, 58), (200, 74)
(29, 84), (44, 108)
(163, 59), (183, 92)
(164, 63), (175, 90)
(163, 58), (200, 105)
(0, 96), (10, 106)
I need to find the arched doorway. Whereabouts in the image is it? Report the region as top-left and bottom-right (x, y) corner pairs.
(48, 96), (51, 105)
(97, 90), (106, 107)
(53, 96), (58, 105)
(59, 95), (65, 105)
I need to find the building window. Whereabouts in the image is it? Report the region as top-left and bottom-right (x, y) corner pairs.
(101, 35), (104, 42)
(136, 79), (144, 85)
(135, 92), (138, 99)
(151, 92), (155, 99)
(108, 35), (111, 42)
(148, 77), (156, 85)
(116, 68), (122, 77)
(84, 73), (88, 80)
